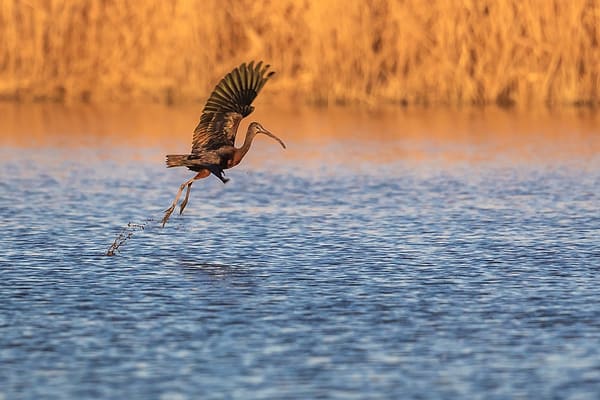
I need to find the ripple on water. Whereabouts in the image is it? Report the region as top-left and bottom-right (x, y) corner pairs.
(1, 116), (600, 399)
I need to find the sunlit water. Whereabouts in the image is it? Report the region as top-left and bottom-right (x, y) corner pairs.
(1, 105), (599, 399)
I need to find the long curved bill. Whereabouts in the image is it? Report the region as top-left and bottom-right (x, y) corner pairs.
(260, 128), (286, 149)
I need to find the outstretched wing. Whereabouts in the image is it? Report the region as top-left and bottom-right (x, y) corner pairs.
(191, 61), (275, 154)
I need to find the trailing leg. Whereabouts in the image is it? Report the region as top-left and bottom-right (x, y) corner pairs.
(179, 181), (193, 215)
(162, 176), (195, 227)
(179, 169), (210, 215)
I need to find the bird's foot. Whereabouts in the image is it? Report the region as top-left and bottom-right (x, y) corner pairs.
(215, 172), (230, 184)
(162, 205), (175, 227)
(219, 171), (230, 184)
(209, 167), (229, 184)
(179, 198), (189, 215)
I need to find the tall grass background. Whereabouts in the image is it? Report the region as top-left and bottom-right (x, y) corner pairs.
(1, 0), (599, 106)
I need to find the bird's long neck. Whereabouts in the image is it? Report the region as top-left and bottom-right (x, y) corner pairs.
(232, 130), (257, 167)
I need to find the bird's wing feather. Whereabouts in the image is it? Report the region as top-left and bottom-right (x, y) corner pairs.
(191, 61), (275, 154)
(186, 151), (223, 165)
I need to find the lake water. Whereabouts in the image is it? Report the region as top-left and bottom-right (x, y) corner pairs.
(1, 104), (599, 399)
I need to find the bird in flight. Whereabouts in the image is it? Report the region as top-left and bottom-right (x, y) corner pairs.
(162, 61), (286, 226)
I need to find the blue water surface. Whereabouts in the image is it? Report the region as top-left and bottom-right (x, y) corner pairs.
(1, 112), (600, 399)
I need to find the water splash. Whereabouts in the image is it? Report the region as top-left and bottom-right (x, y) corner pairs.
(106, 219), (155, 256)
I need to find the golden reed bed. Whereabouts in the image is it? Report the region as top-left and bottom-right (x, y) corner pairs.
(1, 0), (599, 106)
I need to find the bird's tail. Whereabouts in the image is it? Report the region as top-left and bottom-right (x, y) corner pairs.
(165, 154), (190, 168)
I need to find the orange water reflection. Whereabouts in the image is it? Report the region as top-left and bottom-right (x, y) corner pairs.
(0, 103), (598, 168)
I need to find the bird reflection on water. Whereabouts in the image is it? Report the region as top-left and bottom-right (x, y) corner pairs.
(178, 262), (241, 279)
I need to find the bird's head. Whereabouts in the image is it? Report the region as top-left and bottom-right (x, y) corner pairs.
(249, 122), (286, 149)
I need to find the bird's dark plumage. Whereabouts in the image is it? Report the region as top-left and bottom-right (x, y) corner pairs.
(161, 61), (284, 227)
(191, 61), (275, 154)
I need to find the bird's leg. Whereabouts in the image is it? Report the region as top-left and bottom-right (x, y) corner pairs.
(179, 181), (193, 215)
(178, 169), (211, 216)
(162, 176), (195, 227)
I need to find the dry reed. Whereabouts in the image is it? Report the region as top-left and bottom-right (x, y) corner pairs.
(1, 0), (599, 106)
